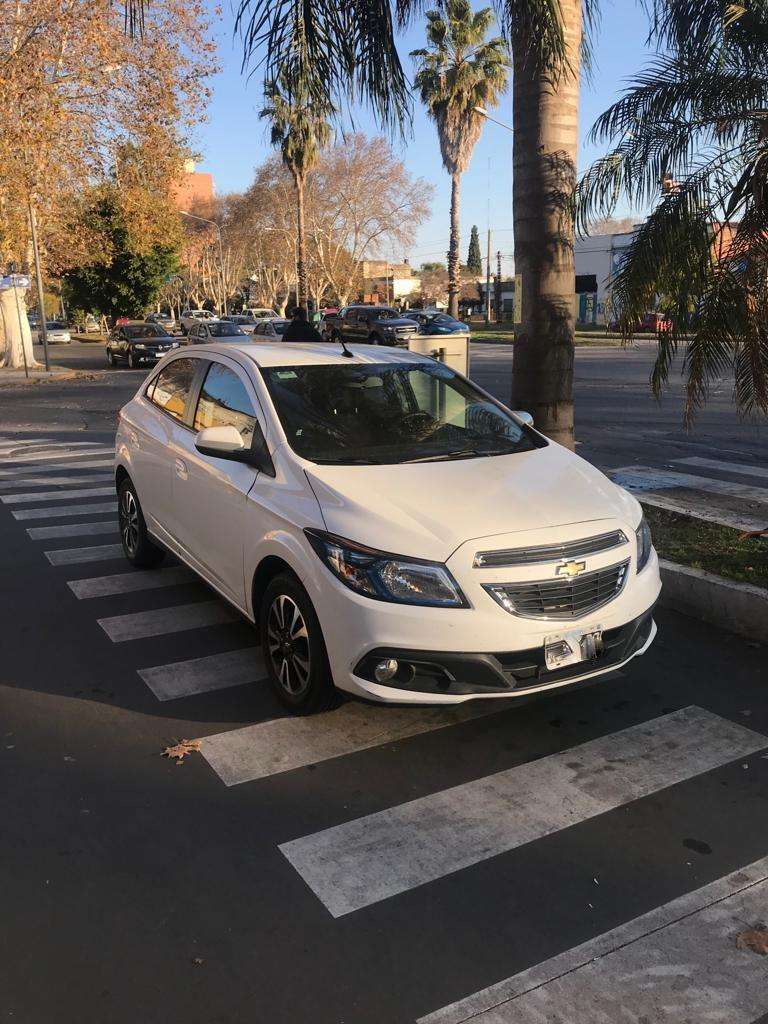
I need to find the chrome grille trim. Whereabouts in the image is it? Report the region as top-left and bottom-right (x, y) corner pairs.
(474, 529), (628, 568)
(483, 559), (630, 620)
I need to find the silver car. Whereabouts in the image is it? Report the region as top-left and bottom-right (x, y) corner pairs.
(37, 321), (71, 345)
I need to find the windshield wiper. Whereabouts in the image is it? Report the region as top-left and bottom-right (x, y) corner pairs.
(313, 456), (383, 465)
(402, 447), (516, 463)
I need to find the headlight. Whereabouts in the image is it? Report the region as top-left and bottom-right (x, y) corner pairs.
(304, 529), (467, 607)
(134, 344), (146, 350)
(635, 515), (652, 573)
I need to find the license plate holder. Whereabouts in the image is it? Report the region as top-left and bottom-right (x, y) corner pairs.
(544, 627), (604, 671)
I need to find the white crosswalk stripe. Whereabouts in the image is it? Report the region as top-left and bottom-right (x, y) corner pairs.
(1, 486), (115, 505)
(45, 543), (124, 565)
(279, 706), (767, 918)
(67, 566), (195, 599)
(0, 459), (114, 478)
(610, 466), (768, 504)
(12, 501), (118, 521)
(0, 447), (113, 465)
(139, 648), (264, 701)
(0, 438), (52, 453)
(419, 855), (768, 1024)
(97, 600), (237, 642)
(0, 472), (112, 491)
(200, 700), (504, 787)
(27, 521), (118, 540)
(675, 455), (768, 480)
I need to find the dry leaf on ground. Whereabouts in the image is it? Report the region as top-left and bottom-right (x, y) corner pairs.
(162, 739), (201, 763)
(736, 927), (768, 955)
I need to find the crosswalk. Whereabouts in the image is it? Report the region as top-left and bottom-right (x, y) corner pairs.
(610, 454), (768, 532)
(2, 431), (767, 1022)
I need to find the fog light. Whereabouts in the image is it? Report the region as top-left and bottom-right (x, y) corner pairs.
(374, 658), (399, 683)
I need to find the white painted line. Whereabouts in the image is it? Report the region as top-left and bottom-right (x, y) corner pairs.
(675, 455), (768, 480)
(0, 438), (52, 453)
(97, 600), (236, 642)
(0, 459), (114, 478)
(419, 855), (768, 1024)
(610, 467), (768, 504)
(0, 472), (112, 491)
(45, 543), (124, 566)
(200, 700), (504, 787)
(12, 501), (118, 521)
(67, 566), (194, 599)
(139, 647), (264, 701)
(1, 486), (114, 505)
(27, 521), (117, 540)
(0, 447), (113, 465)
(280, 707), (767, 918)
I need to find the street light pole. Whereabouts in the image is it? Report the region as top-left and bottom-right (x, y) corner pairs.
(180, 210), (228, 316)
(28, 201), (50, 371)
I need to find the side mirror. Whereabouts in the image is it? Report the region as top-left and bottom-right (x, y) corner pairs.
(195, 425), (246, 458)
(513, 410), (534, 427)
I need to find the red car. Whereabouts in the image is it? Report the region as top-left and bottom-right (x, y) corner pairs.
(608, 312), (672, 333)
(114, 316), (132, 328)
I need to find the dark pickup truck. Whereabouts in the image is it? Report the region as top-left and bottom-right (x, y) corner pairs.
(321, 305), (420, 347)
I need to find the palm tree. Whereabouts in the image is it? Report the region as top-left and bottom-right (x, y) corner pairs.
(411, 1), (508, 318)
(578, 0), (768, 423)
(260, 72), (333, 309)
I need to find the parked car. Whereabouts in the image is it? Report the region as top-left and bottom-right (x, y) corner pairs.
(321, 305), (420, 346)
(608, 312), (672, 333)
(146, 311), (177, 332)
(252, 318), (290, 340)
(180, 308), (217, 334)
(242, 307), (278, 320)
(186, 319), (248, 344)
(115, 316), (132, 328)
(84, 314), (102, 334)
(115, 340), (661, 714)
(404, 309), (470, 335)
(106, 322), (179, 368)
(222, 314), (259, 334)
(36, 320), (71, 345)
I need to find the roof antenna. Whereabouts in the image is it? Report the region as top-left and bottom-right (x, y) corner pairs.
(339, 336), (354, 358)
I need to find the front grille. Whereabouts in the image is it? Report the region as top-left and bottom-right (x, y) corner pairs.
(484, 559), (630, 619)
(474, 529), (628, 568)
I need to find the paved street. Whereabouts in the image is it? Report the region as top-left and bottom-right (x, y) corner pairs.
(1, 347), (767, 1023)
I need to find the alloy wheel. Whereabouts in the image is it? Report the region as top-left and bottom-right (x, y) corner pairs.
(119, 489), (139, 557)
(266, 594), (311, 696)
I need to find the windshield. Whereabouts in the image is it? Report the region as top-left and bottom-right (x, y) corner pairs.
(260, 361), (542, 465)
(125, 324), (168, 338)
(369, 308), (399, 320)
(272, 321), (288, 335)
(207, 322), (245, 337)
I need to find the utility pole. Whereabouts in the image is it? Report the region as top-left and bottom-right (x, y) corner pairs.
(495, 250), (502, 323)
(485, 229), (492, 324)
(28, 202), (50, 372)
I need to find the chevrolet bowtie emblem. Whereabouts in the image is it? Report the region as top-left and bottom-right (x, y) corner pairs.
(556, 559), (587, 578)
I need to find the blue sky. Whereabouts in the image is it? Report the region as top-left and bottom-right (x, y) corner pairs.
(198, 1), (652, 275)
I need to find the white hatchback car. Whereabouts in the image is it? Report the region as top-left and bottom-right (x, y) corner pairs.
(115, 342), (661, 713)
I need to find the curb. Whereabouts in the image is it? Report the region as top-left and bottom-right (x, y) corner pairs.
(658, 558), (768, 644)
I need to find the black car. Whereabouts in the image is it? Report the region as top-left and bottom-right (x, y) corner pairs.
(106, 322), (179, 368)
(187, 319), (248, 344)
(321, 305), (420, 346)
(403, 309), (470, 335)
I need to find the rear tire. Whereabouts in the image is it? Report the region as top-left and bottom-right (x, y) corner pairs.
(128, 349), (138, 370)
(118, 479), (165, 568)
(107, 350), (117, 367)
(260, 573), (338, 714)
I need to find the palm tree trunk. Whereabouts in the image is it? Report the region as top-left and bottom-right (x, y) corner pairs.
(511, 1), (581, 449)
(294, 171), (308, 309)
(447, 172), (461, 318)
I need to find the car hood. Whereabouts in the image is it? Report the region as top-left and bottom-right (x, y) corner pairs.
(379, 318), (420, 328)
(305, 442), (640, 562)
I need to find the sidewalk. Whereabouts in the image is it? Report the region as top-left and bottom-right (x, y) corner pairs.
(0, 366), (89, 386)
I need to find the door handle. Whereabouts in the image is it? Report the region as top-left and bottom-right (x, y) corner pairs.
(174, 458), (188, 480)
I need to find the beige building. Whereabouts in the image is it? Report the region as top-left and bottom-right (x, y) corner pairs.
(361, 260), (420, 303)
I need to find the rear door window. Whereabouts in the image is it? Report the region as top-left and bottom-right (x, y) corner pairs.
(147, 358), (197, 423)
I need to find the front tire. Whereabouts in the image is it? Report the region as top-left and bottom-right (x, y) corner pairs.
(118, 479), (165, 568)
(260, 574), (337, 714)
(128, 349), (138, 370)
(107, 349), (117, 367)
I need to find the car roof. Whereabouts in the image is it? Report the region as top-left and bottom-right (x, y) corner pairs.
(186, 341), (431, 368)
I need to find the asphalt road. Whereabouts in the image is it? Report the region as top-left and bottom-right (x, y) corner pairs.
(1, 344), (767, 1023)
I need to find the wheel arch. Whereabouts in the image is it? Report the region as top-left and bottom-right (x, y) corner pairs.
(251, 555), (299, 622)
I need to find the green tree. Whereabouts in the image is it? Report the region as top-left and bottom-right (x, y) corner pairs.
(578, 0), (768, 422)
(411, 1), (508, 317)
(63, 190), (179, 319)
(467, 224), (483, 275)
(260, 70), (333, 309)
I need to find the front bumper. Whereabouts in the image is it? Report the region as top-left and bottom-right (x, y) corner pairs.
(353, 605), (656, 698)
